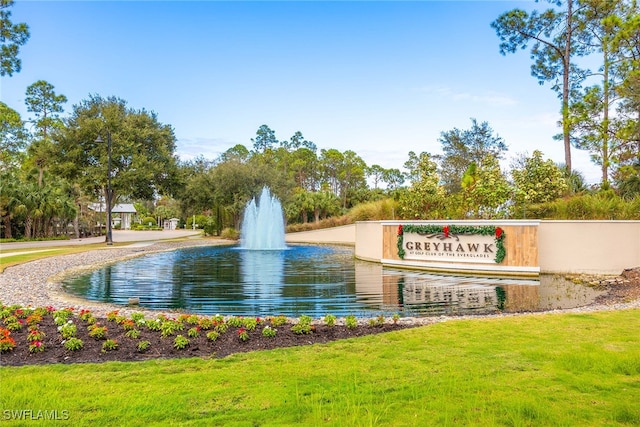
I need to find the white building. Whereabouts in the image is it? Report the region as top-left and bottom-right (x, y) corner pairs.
(89, 203), (137, 230)
(163, 218), (180, 230)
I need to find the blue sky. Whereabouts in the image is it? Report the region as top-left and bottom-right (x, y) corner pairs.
(1, 0), (601, 184)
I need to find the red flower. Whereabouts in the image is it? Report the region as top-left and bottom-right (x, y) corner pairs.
(443, 226), (450, 238)
(397, 225), (403, 235)
(0, 335), (16, 346)
(496, 227), (503, 239)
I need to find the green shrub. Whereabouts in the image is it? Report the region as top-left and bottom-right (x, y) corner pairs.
(102, 339), (118, 352)
(565, 196), (594, 219)
(220, 227), (239, 240)
(193, 215), (208, 230)
(64, 338), (84, 351)
(345, 315), (358, 329)
(160, 320), (183, 338)
(268, 315), (288, 327)
(226, 316), (243, 327)
(237, 328), (249, 341)
(88, 325), (107, 340)
(347, 198), (397, 222)
(184, 315), (200, 325)
(285, 215), (352, 233)
(242, 317), (258, 331)
(623, 196), (640, 219)
(514, 202), (555, 219)
(59, 323), (77, 339)
(203, 218), (217, 236)
(291, 315), (314, 335)
(146, 319), (162, 331)
(173, 335), (189, 350)
(125, 329), (141, 339)
(324, 314), (336, 327)
(262, 326), (277, 338)
(137, 340), (150, 352)
(214, 323), (228, 334)
(198, 318), (213, 330)
(512, 193), (640, 220)
(130, 312), (146, 325)
(4, 318), (22, 332)
(141, 216), (157, 227)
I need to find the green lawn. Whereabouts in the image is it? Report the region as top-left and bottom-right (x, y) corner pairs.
(0, 239), (192, 272)
(0, 244), (125, 272)
(1, 309), (639, 426)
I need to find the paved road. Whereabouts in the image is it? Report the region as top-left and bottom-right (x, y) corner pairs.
(0, 229), (203, 251)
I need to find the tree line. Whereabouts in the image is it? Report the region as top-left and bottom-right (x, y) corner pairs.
(492, 0), (640, 188)
(1, 0), (639, 239)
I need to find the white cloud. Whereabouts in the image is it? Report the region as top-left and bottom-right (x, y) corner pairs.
(176, 137), (235, 162)
(416, 85), (518, 107)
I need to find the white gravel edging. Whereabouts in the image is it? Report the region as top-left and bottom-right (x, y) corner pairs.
(1, 240), (639, 325)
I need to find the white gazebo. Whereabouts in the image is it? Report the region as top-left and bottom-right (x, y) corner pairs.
(112, 204), (137, 229)
(89, 203), (137, 230)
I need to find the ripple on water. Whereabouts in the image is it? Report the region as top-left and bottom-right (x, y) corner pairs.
(60, 245), (606, 318)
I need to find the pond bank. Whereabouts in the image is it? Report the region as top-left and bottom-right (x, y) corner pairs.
(1, 239), (639, 323)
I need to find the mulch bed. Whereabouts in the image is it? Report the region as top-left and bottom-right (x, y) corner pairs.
(0, 314), (413, 367)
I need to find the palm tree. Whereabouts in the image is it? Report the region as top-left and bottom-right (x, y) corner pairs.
(311, 191), (340, 223)
(0, 177), (20, 239)
(20, 182), (43, 239)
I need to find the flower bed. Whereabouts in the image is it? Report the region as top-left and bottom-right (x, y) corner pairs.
(0, 304), (410, 366)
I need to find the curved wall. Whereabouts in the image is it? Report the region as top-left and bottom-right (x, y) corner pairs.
(538, 221), (640, 274)
(286, 220), (640, 276)
(285, 224), (356, 245)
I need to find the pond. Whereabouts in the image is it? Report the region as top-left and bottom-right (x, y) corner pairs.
(61, 245), (604, 317)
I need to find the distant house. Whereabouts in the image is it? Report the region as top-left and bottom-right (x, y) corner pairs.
(88, 203), (137, 230)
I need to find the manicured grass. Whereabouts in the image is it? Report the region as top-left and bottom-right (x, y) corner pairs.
(2, 309), (639, 426)
(0, 249), (64, 272)
(0, 244), (126, 272)
(0, 237), (203, 272)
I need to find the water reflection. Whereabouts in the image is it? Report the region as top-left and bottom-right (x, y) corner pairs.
(240, 249), (284, 294)
(61, 245), (604, 317)
(368, 265), (603, 316)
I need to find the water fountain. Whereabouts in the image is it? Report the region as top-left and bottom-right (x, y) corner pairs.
(240, 187), (286, 250)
